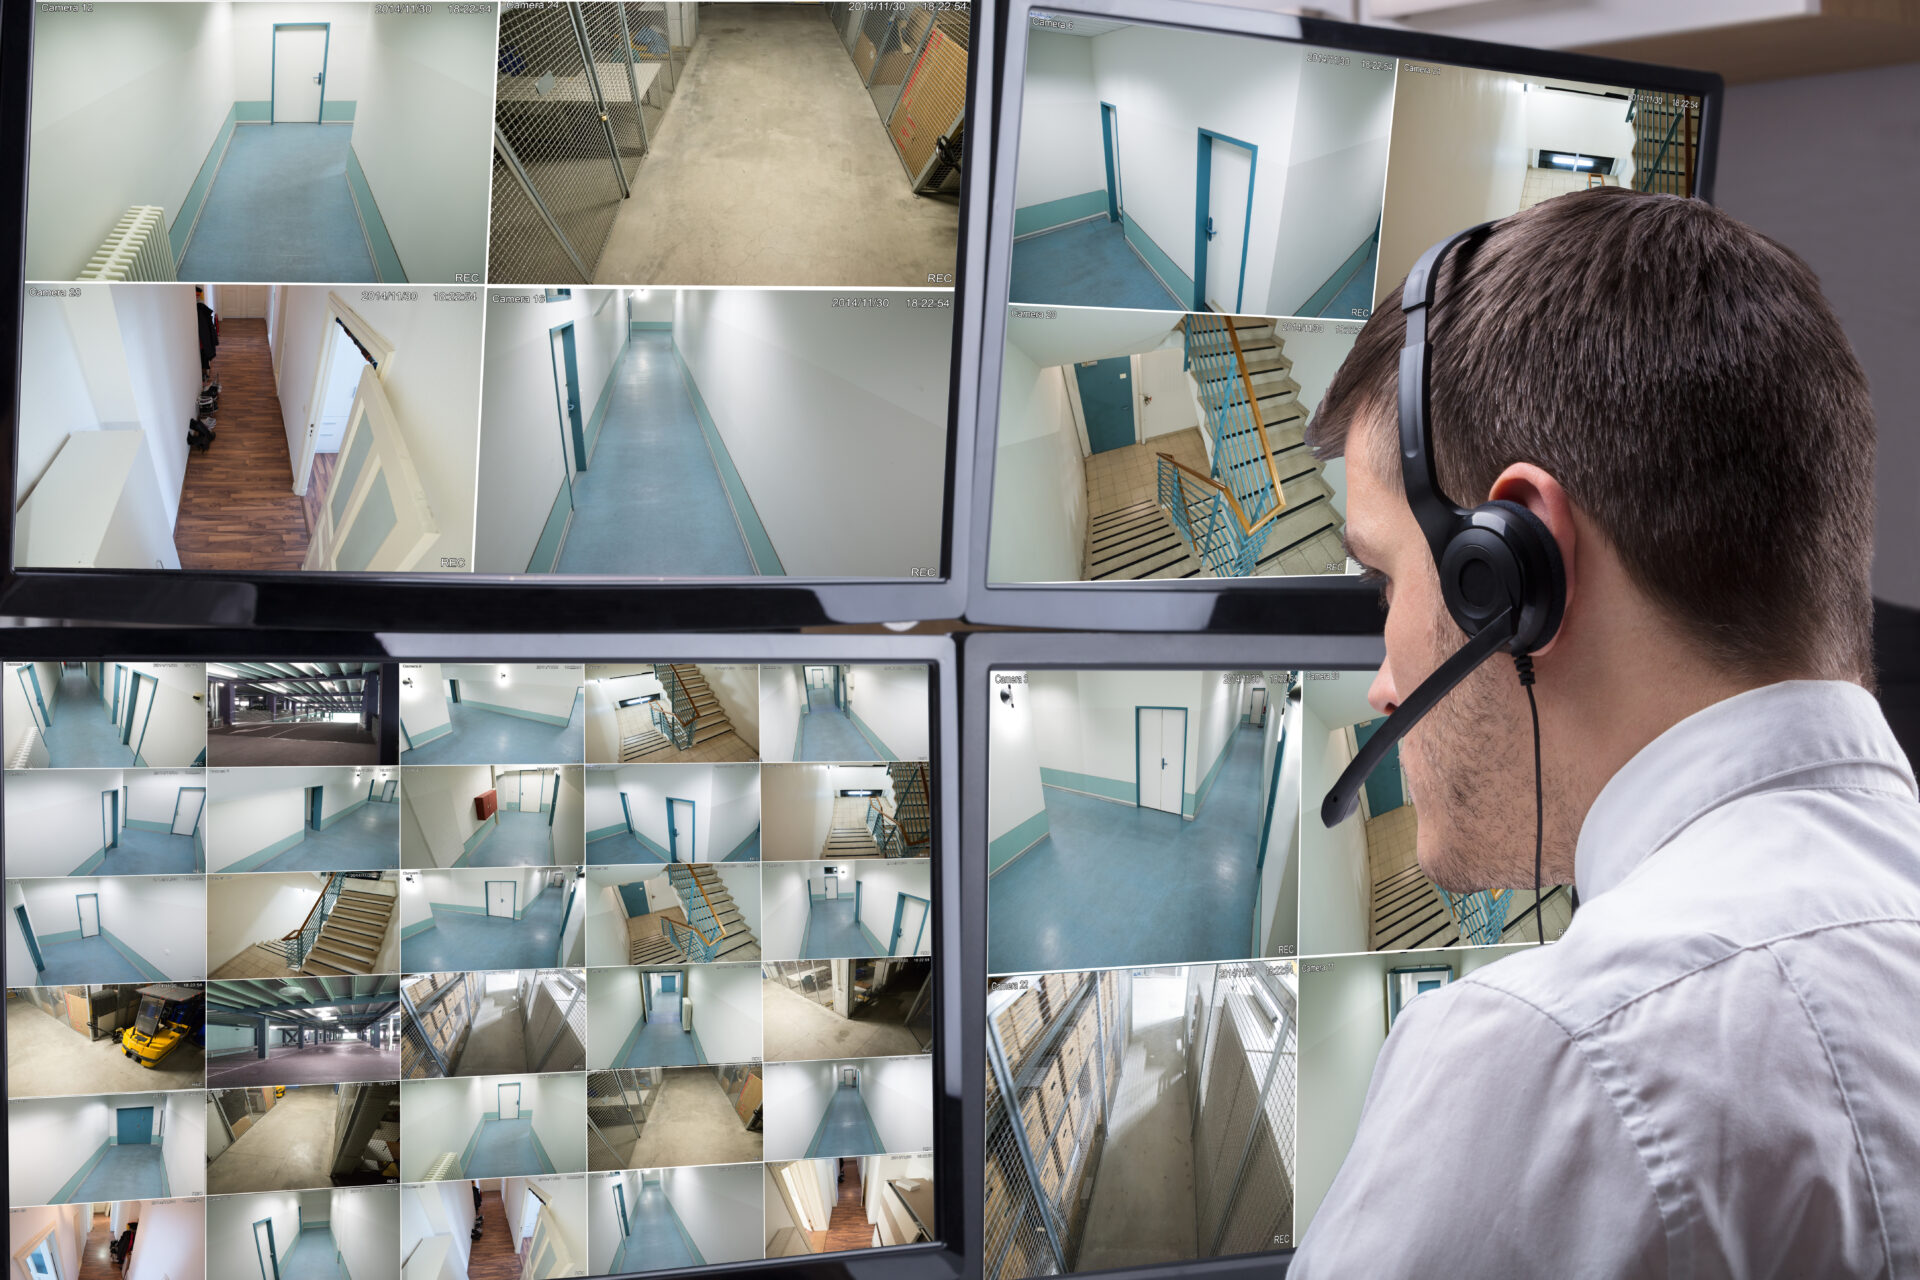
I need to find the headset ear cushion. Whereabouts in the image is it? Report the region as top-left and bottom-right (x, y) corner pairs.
(1483, 499), (1567, 652)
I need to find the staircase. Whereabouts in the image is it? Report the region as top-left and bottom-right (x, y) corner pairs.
(631, 664), (742, 758)
(825, 818), (880, 856)
(1086, 500), (1204, 580)
(303, 883), (394, 976)
(628, 909), (691, 964)
(1153, 316), (1346, 578)
(887, 763), (932, 852)
(668, 864), (758, 960)
(1628, 90), (1698, 196)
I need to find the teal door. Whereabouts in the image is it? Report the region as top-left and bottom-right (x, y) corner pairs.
(1100, 102), (1121, 222)
(1074, 358), (1135, 454)
(14, 906), (45, 972)
(1354, 716), (1405, 814)
(116, 1105), (154, 1144)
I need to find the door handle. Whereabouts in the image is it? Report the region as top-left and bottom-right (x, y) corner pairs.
(1206, 217), (1217, 241)
(314, 74), (323, 84)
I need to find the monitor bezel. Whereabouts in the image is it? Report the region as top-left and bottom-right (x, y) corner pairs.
(0, 0), (992, 632)
(960, 0), (1725, 632)
(959, 628), (1386, 1278)
(0, 630), (965, 1280)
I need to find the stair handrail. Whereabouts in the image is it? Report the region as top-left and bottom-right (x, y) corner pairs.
(1183, 315), (1284, 529)
(1635, 96), (1685, 194)
(1157, 455), (1269, 578)
(1157, 454), (1279, 537)
(673, 867), (728, 938)
(649, 664), (695, 747)
(280, 873), (344, 966)
(866, 800), (906, 856)
(659, 915), (714, 962)
(1222, 321), (1288, 514)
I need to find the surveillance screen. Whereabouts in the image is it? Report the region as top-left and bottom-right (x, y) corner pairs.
(14, 2), (967, 581)
(4, 657), (940, 1275)
(986, 11), (1702, 585)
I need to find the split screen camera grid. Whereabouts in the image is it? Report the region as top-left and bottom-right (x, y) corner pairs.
(5, 660), (937, 1276)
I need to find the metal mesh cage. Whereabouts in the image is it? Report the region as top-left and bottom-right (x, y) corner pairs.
(491, 2), (627, 284)
(622, 1), (679, 138)
(1192, 962), (1297, 1258)
(865, 5), (936, 119)
(576, 1), (650, 181)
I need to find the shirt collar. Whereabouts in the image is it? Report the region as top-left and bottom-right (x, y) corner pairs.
(1575, 679), (1917, 901)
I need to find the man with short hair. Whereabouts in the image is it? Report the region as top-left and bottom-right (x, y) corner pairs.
(1289, 187), (1920, 1276)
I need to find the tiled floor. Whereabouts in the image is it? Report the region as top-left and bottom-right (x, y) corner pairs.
(762, 980), (926, 1061)
(553, 333), (754, 576)
(611, 703), (759, 763)
(42, 669), (137, 767)
(988, 724), (1267, 973)
(178, 124), (378, 283)
(402, 694), (585, 766)
(28, 934), (147, 984)
(100, 826), (200, 875)
(802, 898), (882, 960)
(207, 1039), (399, 1087)
(805, 1083), (884, 1158)
(401, 882), (570, 971)
(1518, 166), (1622, 212)
(206, 1085), (339, 1193)
(466, 810), (558, 867)
(254, 802), (400, 872)
(465, 1114), (552, 1177)
(620, 1181), (699, 1272)
(63, 1144), (169, 1201)
(210, 943), (302, 981)
(621, 1001), (704, 1068)
(1010, 218), (1185, 312)
(797, 686), (881, 762)
(1084, 430), (1209, 527)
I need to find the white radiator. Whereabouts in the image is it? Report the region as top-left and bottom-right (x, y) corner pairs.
(681, 997), (695, 1032)
(77, 206), (177, 282)
(421, 1151), (462, 1181)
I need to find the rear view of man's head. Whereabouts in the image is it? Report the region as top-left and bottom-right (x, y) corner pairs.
(1312, 187), (1877, 891)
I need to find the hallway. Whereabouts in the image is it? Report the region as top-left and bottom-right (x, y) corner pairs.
(176, 319), (310, 571)
(797, 685), (881, 762)
(24, 935), (147, 985)
(254, 802), (400, 873)
(178, 125), (379, 282)
(628, 1068), (764, 1168)
(989, 725), (1267, 973)
(621, 1180), (699, 1271)
(591, 4), (957, 286)
(554, 332), (753, 576)
(465, 1115), (553, 1178)
(621, 995), (702, 1068)
(807, 1082), (883, 1158)
(401, 693), (585, 766)
(207, 1086), (340, 1194)
(41, 668), (135, 767)
(466, 811), (558, 867)
(402, 882), (571, 973)
(59, 1144), (168, 1202)
(802, 898), (882, 960)
(276, 1224), (349, 1280)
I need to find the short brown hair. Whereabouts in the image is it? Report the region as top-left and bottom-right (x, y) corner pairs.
(1309, 187), (1876, 685)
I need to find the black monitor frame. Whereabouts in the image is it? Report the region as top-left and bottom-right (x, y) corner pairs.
(959, 629), (1385, 1279)
(0, 0), (993, 632)
(0, 630), (964, 1280)
(961, 0), (1723, 632)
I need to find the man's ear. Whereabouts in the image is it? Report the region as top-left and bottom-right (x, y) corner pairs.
(1487, 463), (1577, 658)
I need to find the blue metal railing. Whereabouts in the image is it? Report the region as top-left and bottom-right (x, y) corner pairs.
(274, 873), (345, 967)
(866, 802), (906, 857)
(658, 916), (713, 963)
(1184, 314), (1281, 525)
(650, 663), (696, 748)
(1157, 456), (1266, 578)
(1442, 888), (1513, 946)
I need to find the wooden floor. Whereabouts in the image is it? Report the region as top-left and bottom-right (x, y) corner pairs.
(177, 317), (309, 570)
(300, 450), (338, 542)
(821, 1159), (873, 1251)
(78, 1215), (115, 1280)
(470, 1189), (522, 1280)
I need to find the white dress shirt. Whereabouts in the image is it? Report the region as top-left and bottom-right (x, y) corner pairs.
(1290, 680), (1920, 1279)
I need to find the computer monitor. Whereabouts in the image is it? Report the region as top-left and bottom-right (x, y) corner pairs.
(0, 1), (990, 629)
(2, 630), (962, 1280)
(962, 0), (1722, 630)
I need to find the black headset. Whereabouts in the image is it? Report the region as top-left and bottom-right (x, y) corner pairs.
(1321, 219), (1570, 929)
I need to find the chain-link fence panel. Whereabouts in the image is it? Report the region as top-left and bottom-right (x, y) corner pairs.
(491, 2), (626, 283)
(1193, 962), (1297, 1258)
(866, 5), (935, 119)
(576, 1), (650, 182)
(623, 2), (678, 138)
(889, 8), (969, 191)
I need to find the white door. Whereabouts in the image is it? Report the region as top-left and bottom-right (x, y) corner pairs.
(521, 775), (542, 814)
(498, 1083), (520, 1120)
(823, 875), (838, 900)
(894, 896), (928, 956)
(1136, 708), (1186, 815)
(303, 366), (440, 572)
(488, 883), (515, 918)
(172, 790), (205, 836)
(76, 895), (101, 938)
(273, 26), (328, 124)
(520, 1202), (571, 1280)
(314, 328), (371, 454)
(1205, 137), (1253, 311)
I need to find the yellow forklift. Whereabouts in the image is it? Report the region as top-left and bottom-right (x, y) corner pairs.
(121, 984), (203, 1067)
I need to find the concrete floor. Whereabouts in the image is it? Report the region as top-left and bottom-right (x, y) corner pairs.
(465, 1114), (553, 1177)
(206, 1085), (338, 1194)
(208, 721), (382, 766)
(805, 1082), (884, 1158)
(1010, 218), (1185, 312)
(402, 883), (570, 971)
(42, 669), (138, 767)
(401, 694), (585, 766)
(207, 1039), (398, 1088)
(453, 985), (535, 1076)
(797, 685), (882, 762)
(761, 980), (925, 1061)
(255, 802), (400, 872)
(801, 898), (884, 959)
(592, 3), (957, 286)
(627, 1068), (763, 1168)
(1076, 987), (1197, 1271)
(989, 724), (1267, 973)
(465, 810), (558, 868)
(5, 998), (206, 1097)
